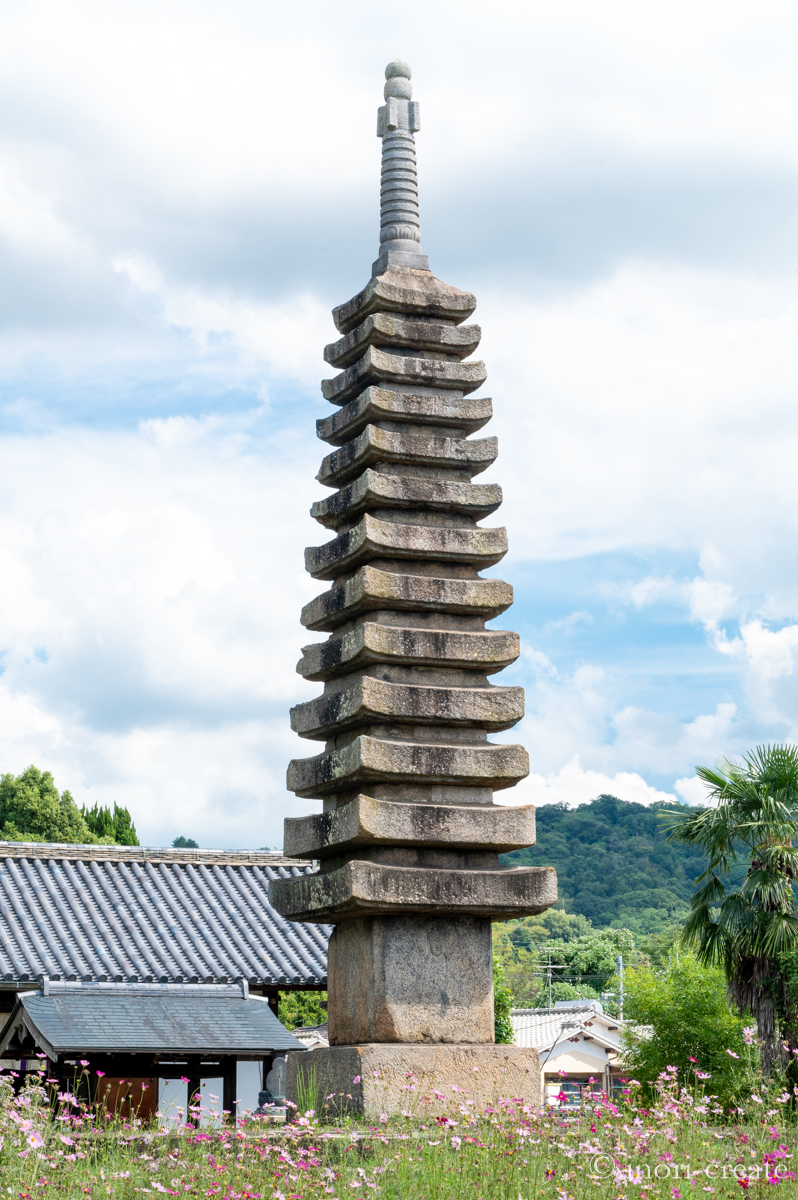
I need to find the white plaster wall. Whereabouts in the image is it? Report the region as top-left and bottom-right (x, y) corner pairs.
(235, 1060), (263, 1118)
(197, 1077), (223, 1128)
(158, 1078), (188, 1127)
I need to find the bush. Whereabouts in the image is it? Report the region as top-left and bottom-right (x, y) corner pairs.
(623, 954), (752, 1105)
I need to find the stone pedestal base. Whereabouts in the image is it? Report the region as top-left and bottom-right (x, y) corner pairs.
(286, 1043), (541, 1120)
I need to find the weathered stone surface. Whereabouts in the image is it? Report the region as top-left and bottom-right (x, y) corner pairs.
(287, 1042), (541, 1117)
(290, 676), (524, 739)
(305, 514), (506, 579)
(269, 859), (557, 921)
(300, 566), (513, 631)
(325, 313), (481, 369)
(297, 623), (519, 680)
(316, 425), (497, 487)
(284, 795), (536, 857)
(287, 736), (530, 798)
(321, 345), (487, 404)
(316, 388), (492, 446)
(311, 469), (502, 528)
(278, 62), (556, 1076)
(332, 267), (476, 334)
(327, 915), (493, 1042)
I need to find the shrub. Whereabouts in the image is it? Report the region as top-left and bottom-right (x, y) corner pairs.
(493, 957), (514, 1043)
(623, 953), (752, 1105)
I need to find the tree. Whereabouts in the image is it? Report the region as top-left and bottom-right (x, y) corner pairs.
(278, 990), (327, 1031)
(0, 767), (141, 846)
(172, 836), (199, 848)
(0, 766), (95, 843)
(663, 744), (798, 1075)
(623, 954), (750, 1108)
(83, 802), (139, 845)
(493, 914), (635, 1011)
(493, 958), (514, 1043)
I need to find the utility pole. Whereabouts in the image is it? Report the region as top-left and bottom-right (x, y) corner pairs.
(548, 948), (553, 1008)
(616, 955), (624, 1020)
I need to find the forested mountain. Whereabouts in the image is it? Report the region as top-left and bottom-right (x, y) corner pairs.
(500, 794), (708, 936)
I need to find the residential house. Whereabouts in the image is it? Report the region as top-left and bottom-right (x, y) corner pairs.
(510, 1000), (628, 1104)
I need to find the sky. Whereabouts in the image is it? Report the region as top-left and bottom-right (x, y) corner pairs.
(2, 0), (798, 846)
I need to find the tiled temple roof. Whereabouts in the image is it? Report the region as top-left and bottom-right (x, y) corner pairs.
(0, 844), (328, 987)
(1, 988), (305, 1057)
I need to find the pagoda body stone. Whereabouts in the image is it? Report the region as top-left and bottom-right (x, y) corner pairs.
(268, 59), (557, 1117)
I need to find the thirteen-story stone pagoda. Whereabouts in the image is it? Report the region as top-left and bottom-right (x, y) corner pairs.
(269, 59), (557, 1115)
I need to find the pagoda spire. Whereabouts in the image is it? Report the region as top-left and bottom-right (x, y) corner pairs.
(373, 58), (429, 275)
(269, 61), (556, 1119)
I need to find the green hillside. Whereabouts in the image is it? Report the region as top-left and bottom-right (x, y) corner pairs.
(500, 794), (708, 936)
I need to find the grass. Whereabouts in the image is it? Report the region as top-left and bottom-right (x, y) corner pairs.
(0, 1062), (796, 1197)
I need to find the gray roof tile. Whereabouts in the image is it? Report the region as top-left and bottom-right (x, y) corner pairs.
(0, 848), (328, 986)
(10, 991), (305, 1055)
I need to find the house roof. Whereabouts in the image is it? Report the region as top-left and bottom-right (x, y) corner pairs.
(0, 988), (306, 1058)
(510, 1005), (625, 1055)
(0, 844), (329, 987)
(291, 1021), (329, 1050)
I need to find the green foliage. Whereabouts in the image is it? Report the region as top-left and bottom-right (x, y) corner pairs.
(278, 989), (327, 1031)
(0, 766), (96, 844)
(551, 926), (634, 985)
(509, 908), (594, 945)
(82, 802), (139, 845)
(493, 913), (635, 1011)
(501, 794), (706, 935)
(172, 836), (199, 848)
(637, 924), (683, 969)
(545, 980), (603, 1004)
(623, 954), (752, 1107)
(492, 957), (514, 1043)
(0, 767), (140, 846)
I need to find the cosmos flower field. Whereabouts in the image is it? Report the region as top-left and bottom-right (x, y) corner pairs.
(0, 1063), (796, 1198)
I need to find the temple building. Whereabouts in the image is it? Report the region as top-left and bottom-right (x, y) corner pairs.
(0, 841), (327, 1116)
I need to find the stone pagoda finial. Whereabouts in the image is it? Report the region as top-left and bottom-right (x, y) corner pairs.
(373, 60), (429, 276)
(269, 60), (557, 1120)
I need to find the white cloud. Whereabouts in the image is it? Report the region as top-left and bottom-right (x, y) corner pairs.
(5, 0), (798, 840)
(0, 411), (329, 846)
(498, 755), (677, 810)
(674, 775), (710, 806)
(112, 254), (330, 387)
(483, 262), (798, 572)
(508, 643), (741, 781)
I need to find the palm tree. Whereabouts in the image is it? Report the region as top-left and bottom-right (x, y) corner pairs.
(662, 744), (798, 1075)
